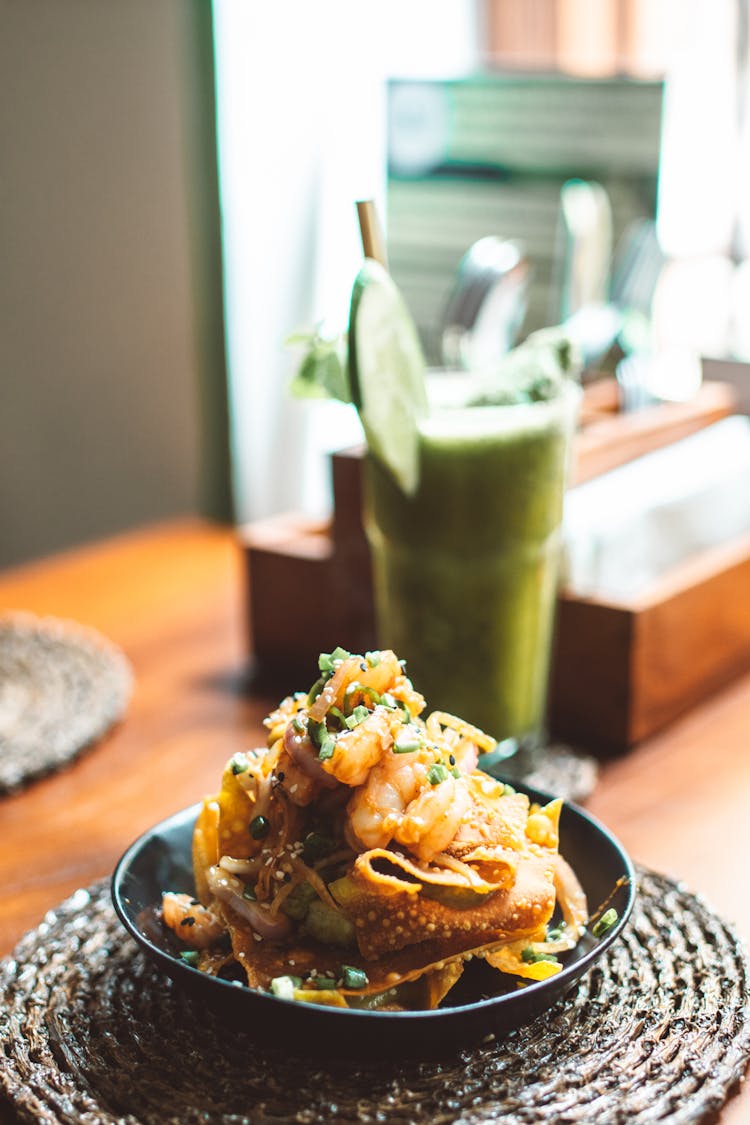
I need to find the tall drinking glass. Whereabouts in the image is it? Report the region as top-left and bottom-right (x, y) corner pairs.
(364, 375), (579, 750)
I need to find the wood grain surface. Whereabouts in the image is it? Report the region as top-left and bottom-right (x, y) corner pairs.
(1, 517), (749, 1122)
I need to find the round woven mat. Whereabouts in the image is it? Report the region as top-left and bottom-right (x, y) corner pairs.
(1, 872), (748, 1124)
(0, 613), (132, 793)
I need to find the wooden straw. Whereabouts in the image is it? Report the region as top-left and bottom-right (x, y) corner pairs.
(356, 199), (388, 269)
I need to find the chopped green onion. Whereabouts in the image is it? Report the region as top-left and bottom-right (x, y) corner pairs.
(307, 719), (326, 748)
(546, 925), (565, 942)
(306, 674), (328, 705)
(291, 716), (306, 734)
(249, 815), (270, 840)
(230, 756), (248, 775)
(394, 735), (421, 754)
(270, 975), (302, 1000)
(521, 948), (559, 964)
(591, 908), (619, 938)
(344, 682), (375, 700)
(315, 976), (337, 990)
(427, 763), (450, 785)
(345, 705), (370, 729)
(317, 738), (335, 761)
(328, 705), (348, 727)
(318, 647), (351, 673)
(380, 692), (396, 709)
(451, 766), (461, 779)
(179, 950), (199, 967)
(341, 965), (369, 989)
(365, 651), (381, 667)
(242, 885), (257, 901)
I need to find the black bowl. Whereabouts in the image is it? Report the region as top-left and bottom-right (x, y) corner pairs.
(112, 782), (635, 1056)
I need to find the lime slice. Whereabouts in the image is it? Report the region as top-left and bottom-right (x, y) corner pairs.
(348, 259), (428, 494)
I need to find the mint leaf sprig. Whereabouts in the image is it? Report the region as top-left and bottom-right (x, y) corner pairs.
(287, 322), (352, 404)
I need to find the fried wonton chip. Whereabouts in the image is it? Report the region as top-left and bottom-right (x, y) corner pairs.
(333, 849), (557, 960)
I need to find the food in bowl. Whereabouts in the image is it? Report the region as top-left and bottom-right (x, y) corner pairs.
(161, 647), (591, 1010)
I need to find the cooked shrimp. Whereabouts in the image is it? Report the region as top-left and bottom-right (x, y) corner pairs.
(347, 742), (471, 862)
(388, 673), (426, 719)
(321, 705), (402, 787)
(161, 892), (224, 949)
(308, 650), (402, 722)
(394, 774), (472, 863)
(274, 748), (320, 807)
(347, 743), (432, 850)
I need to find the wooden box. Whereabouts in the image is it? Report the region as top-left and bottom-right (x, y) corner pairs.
(240, 380), (746, 752)
(549, 531), (750, 752)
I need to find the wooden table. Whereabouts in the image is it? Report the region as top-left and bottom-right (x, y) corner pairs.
(1, 518), (749, 1121)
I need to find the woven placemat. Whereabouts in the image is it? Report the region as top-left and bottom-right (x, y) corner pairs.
(0, 612), (132, 793)
(1, 871), (748, 1124)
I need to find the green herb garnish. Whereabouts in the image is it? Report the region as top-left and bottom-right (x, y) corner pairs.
(287, 323), (351, 403)
(317, 738), (335, 761)
(308, 719), (336, 759)
(394, 735), (422, 754)
(341, 965), (369, 989)
(306, 674), (328, 706)
(521, 948), (559, 964)
(318, 647), (351, 673)
(230, 756), (248, 775)
(427, 763), (450, 785)
(343, 683), (383, 713)
(345, 705), (370, 729)
(179, 950), (199, 967)
(591, 908), (619, 938)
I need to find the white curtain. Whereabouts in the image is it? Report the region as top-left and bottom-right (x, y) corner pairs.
(212, 0), (480, 524)
(654, 0), (748, 360)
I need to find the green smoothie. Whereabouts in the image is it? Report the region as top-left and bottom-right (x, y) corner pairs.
(364, 379), (579, 743)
